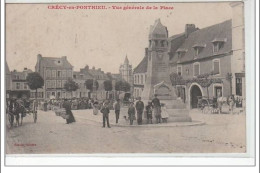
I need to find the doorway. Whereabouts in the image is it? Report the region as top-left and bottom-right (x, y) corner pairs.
(190, 85), (202, 108)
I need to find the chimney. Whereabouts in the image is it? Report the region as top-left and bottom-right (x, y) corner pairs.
(92, 66), (95, 70)
(85, 65), (89, 70)
(24, 67), (28, 71)
(62, 56), (67, 60)
(98, 68), (101, 71)
(145, 48), (148, 57)
(185, 24), (197, 38)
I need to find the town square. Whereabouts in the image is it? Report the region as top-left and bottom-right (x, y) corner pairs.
(5, 2), (246, 154)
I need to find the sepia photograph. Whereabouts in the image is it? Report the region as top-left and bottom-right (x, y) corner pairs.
(4, 1), (252, 163)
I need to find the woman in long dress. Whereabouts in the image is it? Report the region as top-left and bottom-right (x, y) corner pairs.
(63, 99), (76, 124)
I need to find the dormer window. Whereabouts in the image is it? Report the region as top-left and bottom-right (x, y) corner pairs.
(176, 48), (187, 59)
(211, 38), (227, 53)
(192, 44), (206, 57)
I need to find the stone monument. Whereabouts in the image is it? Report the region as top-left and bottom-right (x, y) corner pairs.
(141, 19), (191, 122)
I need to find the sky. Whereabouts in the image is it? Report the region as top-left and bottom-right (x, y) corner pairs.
(6, 2), (232, 73)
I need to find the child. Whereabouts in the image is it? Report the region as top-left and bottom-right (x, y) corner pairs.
(160, 103), (169, 123)
(128, 102), (136, 125)
(146, 102), (153, 124)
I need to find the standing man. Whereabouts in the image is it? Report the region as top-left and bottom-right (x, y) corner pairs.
(135, 97), (144, 125)
(100, 100), (111, 128)
(152, 94), (161, 124)
(128, 102), (136, 125)
(114, 99), (121, 124)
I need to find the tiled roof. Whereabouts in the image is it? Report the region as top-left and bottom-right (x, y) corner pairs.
(174, 20), (232, 64)
(40, 57), (73, 68)
(133, 55), (148, 74)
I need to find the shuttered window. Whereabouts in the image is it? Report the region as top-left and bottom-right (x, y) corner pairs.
(213, 60), (220, 74)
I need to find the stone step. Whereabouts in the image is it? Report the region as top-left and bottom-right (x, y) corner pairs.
(168, 116), (192, 122)
(166, 108), (189, 116)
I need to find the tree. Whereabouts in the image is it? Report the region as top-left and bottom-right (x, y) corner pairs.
(26, 72), (44, 101)
(64, 78), (79, 98)
(85, 79), (99, 98)
(115, 80), (131, 95)
(103, 80), (113, 99)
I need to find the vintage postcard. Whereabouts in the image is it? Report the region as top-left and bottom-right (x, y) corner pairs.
(3, 0), (256, 166)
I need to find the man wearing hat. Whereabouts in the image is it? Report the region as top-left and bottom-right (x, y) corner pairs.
(135, 97), (144, 125)
(100, 100), (111, 128)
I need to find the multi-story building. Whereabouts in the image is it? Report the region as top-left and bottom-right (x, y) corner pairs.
(35, 54), (73, 99)
(9, 68), (33, 98)
(169, 20), (232, 109)
(133, 48), (148, 98)
(72, 65), (94, 98)
(119, 55), (133, 84)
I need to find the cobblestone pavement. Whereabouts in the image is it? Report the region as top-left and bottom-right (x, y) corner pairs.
(6, 108), (246, 154)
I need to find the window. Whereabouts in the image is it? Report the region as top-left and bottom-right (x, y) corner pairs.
(46, 70), (51, 78)
(16, 83), (20, 89)
(213, 59), (220, 74)
(24, 83), (28, 89)
(141, 75), (143, 84)
(213, 43), (219, 53)
(46, 80), (51, 89)
(57, 70), (62, 78)
(193, 63), (200, 77)
(62, 80), (66, 88)
(177, 66), (182, 76)
(57, 80), (62, 88)
(51, 80), (56, 88)
(62, 70), (66, 78)
(52, 70), (56, 78)
(186, 69), (189, 75)
(194, 48), (200, 56)
(137, 75), (140, 84)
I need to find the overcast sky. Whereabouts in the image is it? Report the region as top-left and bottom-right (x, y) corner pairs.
(6, 2), (232, 73)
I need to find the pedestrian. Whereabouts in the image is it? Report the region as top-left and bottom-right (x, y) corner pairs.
(152, 94), (161, 124)
(228, 95), (235, 115)
(135, 97), (144, 125)
(114, 99), (121, 124)
(128, 102), (136, 125)
(146, 102), (153, 124)
(100, 100), (111, 128)
(93, 100), (99, 115)
(160, 103), (169, 123)
(62, 99), (76, 124)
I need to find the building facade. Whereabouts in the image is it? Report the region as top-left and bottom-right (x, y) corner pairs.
(133, 48), (148, 98)
(35, 54), (73, 99)
(72, 65), (94, 98)
(9, 68), (33, 99)
(169, 20), (233, 109)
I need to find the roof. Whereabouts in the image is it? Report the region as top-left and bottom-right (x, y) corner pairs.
(40, 56), (73, 68)
(73, 71), (93, 80)
(174, 20), (232, 64)
(133, 55), (148, 74)
(6, 60), (10, 74)
(149, 19), (168, 39)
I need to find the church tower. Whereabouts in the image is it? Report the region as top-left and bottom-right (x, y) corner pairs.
(119, 55), (133, 84)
